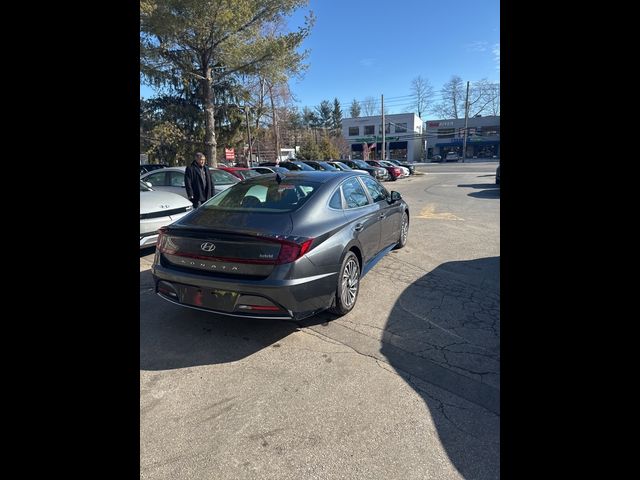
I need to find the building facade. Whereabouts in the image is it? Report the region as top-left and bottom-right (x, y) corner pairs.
(423, 115), (500, 159)
(341, 113), (423, 163)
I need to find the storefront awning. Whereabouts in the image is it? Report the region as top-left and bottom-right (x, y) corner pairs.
(435, 140), (499, 147)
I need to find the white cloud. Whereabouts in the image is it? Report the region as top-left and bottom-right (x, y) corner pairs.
(492, 43), (500, 70)
(359, 58), (375, 67)
(467, 41), (488, 52)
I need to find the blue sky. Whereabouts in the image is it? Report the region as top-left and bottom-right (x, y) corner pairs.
(140, 0), (499, 116)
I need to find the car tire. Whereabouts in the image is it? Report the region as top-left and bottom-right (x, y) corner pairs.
(395, 211), (409, 249)
(329, 251), (360, 316)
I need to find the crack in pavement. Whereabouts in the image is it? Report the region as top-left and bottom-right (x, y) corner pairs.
(298, 322), (500, 415)
(404, 375), (500, 445)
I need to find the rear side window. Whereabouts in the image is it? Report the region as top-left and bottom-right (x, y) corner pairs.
(168, 171), (185, 187)
(144, 172), (166, 186)
(359, 175), (388, 202)
(341, 177), (370, 208)
(329, 189), (343, 209)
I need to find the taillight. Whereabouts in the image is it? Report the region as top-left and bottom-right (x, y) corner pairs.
(156, 227), (177, 254)
(393, 167), (402, 176)
(276, 238), (314, 264)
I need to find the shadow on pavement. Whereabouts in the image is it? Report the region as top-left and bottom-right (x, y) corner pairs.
(140, 270), (299, 370)
(458, 182), (500, 199)
(381, 257), (500, 479)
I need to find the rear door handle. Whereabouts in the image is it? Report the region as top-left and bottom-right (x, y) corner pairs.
(354, 223), (364, 232)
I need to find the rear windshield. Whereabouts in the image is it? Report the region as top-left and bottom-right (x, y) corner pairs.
(236, 169), (262, 180)
(212, 169), (241, 185)
(288, 161), (315, 171)
(204, 177), (321, 212)
(318, 162), (339, 171)
(335, 162), (353, 171)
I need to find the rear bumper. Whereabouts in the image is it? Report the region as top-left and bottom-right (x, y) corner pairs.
(151, 260), (338, 321)
(140, 231), (160, 248)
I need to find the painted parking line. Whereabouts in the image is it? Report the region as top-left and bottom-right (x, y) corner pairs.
(414, 204), (464, 221)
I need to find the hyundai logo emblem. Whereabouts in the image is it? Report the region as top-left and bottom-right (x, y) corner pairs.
(200, 242), (216, 252)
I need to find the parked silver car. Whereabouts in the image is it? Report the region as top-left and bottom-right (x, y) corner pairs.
(140, 166), (240, 199)
(140, 180), (193, 249)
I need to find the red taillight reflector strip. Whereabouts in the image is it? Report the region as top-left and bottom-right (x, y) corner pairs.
(237, 305), (282, 311)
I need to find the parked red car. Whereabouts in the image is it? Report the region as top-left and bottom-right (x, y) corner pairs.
(217, 166), (263, 181)
(365, 160), (404, 181)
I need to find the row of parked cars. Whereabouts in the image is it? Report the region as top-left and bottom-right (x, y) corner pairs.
(257, 159), (416, 181)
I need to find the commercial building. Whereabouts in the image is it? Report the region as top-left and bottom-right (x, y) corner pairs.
(341, 113), (423, 162)
(423, 115), (500, 159)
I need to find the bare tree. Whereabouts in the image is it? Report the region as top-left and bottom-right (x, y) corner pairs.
(431, 75), (466, 119)
(361, 96), (378, 116)
(467, 78), (500, 117)
(489, 83), (500, 116)
(409, 76), (435, 119)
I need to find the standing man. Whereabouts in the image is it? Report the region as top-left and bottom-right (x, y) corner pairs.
(185, 152), (214, 209)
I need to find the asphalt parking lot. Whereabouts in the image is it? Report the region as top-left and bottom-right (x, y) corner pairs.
(140, 162), (500, 479)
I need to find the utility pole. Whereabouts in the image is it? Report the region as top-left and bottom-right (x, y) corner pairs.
(381, 94), (385, 161)
(462, 81), (470, 163)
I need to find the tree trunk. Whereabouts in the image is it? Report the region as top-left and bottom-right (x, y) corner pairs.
(202, 67), (217, 167)
(268, 83), (280, 163)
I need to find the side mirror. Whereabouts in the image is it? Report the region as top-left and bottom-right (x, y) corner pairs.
(390, 191), (402, 203)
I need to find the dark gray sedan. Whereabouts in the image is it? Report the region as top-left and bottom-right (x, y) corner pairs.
(152, 171), (409, 320)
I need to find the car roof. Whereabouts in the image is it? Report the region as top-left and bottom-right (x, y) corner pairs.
(244, 170), (361, 185)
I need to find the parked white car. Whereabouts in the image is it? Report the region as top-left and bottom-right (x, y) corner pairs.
(140, 166), (240, 199)
(140, 180), (192, 248)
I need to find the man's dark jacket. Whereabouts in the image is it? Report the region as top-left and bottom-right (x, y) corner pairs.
(184, 161), (214, 203)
